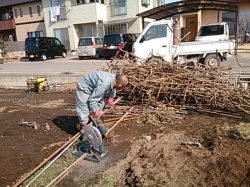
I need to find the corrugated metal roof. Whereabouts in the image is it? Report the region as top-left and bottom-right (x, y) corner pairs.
(0, 0), (37, 7)
(137, 0), (239, 20)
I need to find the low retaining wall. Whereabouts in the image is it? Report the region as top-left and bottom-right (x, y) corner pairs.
(0, 74), (82, 89)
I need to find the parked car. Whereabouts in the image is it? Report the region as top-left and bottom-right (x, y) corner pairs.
(77, 37), (104, 60)
(195, 22), (229, 41)
(25, 37), (67, 61)
(102, 33), (137, 59)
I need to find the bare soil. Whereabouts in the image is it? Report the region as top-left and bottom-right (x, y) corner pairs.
(0, 88), (250, 187)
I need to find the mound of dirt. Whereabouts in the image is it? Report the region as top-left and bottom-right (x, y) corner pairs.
(96, 116), (250, 187)
(1, 88), (250, 187)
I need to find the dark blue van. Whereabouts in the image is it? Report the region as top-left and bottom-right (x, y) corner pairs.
(25, 37), (67, 61)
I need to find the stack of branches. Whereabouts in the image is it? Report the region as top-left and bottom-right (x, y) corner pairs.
(105, 50), (250, 118)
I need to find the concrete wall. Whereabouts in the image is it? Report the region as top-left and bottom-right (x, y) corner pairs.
(0, 74), (81, 88)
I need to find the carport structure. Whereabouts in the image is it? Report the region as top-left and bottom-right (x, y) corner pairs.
(136, 0), (239, 41)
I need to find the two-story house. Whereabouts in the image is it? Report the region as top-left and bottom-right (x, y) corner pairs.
(41, 0), (162, 50)
(0, 0), (45, 42)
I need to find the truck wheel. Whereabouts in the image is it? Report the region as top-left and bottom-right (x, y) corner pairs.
(204, 54), (221, 67)
(41, 54), (47, 61)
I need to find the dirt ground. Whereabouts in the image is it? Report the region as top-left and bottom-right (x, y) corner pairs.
(1, 88), (250, 187)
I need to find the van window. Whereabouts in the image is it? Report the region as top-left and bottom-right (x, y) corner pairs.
(25, 38), (37, 47)
(144, 25), (167, 40)
(131, 34), (137, 42)
(79, 38), (92, 46)
(123, 34), (136, 43)
(38, 38), (46, 47)
(54, 38), (61, 45)
(95, 38), (102, 45)
(198, 25), (224, 36)
(46, 39), (54, 45)
(104, 34), (122, 45)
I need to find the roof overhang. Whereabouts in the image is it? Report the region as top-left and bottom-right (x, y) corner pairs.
(136, 0), (239, 20)
(103, 18), (136, 25)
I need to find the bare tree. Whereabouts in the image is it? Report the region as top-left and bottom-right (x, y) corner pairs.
(0, 35), (8, 63)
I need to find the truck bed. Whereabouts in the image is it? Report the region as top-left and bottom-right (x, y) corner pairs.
(172, 40), (236, 56)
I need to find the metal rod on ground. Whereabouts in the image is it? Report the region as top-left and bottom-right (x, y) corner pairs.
(105, 106), (135, 137)
(14, 97), (122, 186)
(101, 97), (122, 116)
(46, 153), (87, 187)
(105, 115), (142, 125)
(24, 132), (83, 187)
(13, 130), (84, 187)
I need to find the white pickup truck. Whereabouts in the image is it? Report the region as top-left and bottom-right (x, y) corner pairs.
(132, 19), (236, 67)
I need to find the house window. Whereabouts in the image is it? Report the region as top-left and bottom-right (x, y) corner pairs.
(54, 28), (70, 49)
(158, 0), (164, 6)
(27, 31), (44, 37)
(110, 0), (127, 17)
(19, 9), (23, 17)
(104, 23), (127, 34)
(14, 9), (18, 18)
(79, 26), (94, 37)
(142, 0), (150, 6)
(37, 6), (41, 16)
(51, 0), (67, 20)
(29, 7), (33, 17)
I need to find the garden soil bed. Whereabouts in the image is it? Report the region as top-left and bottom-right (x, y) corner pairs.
(0, 88), (250, 187)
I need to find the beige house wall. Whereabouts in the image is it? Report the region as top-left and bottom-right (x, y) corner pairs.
(16, 22), (46, 41)
(42, 0), (109, 50)
(42, 0), (74, 48)
(70, 3), (107, 24)
(13, 1), (45, 41)
(105, 0), (155, 34)
(200, 10), (222, 25)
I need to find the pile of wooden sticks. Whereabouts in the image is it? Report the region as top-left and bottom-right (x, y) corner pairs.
(105, 51), (250, 117)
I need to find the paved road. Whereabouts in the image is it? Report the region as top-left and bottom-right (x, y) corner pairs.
(1, 53), (250, 74)
(0, 54), (250, 88)
(223, 53), (250, 74)
(0, 56), (110, 75)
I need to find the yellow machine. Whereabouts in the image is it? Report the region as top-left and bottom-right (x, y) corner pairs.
(26, 77), (48, 92)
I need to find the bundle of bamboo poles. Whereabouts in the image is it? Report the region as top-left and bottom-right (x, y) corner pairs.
(104, 50), (250, 117)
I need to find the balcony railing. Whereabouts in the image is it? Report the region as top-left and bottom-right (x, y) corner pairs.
(0, 19), (16, 31)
